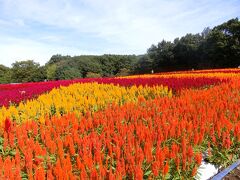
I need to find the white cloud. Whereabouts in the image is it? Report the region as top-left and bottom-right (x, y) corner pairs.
(0, 0), (239, 66)
(0, 37), (99, 67)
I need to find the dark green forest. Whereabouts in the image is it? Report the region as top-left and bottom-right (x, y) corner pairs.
(0, 18), (239, 83)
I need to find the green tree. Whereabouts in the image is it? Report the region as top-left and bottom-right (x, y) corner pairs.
(134, 55), (154, 74)
(173, 33), (203, 69)
(46, 64), (57, 80)
(85, 72), (102, 78)
(55, 61), (82, 80)
(0, 65), (11, 84)
(44, 54), (138, 79)
(47, 54), (71, 65)
(11, 60), (45, 83)
(204, 18), (240, 67)
(148, 40), (175, 71)
(115, 68), (131, 77)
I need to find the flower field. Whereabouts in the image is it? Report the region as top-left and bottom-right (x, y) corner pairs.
(0, 68), (240, 179)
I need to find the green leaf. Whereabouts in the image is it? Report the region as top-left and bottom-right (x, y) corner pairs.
(144, 170), (152, 176)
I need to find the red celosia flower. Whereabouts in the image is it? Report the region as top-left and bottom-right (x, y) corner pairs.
(187, 146), (194, 160)
(34, 166), (45, 180)
(191, 166), (198, 176)
(175, 156), (180, 170)
(152, 161), (159, 176)
(4, 118), (11, 133)
(194, 153), (202, 165)
(163, 162), (169, 176)
(135, 165), (143, 179)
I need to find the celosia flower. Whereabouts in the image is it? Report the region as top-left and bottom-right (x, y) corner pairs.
(4, 118), (11, 133)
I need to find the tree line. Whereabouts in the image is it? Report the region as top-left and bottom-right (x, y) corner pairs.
(136, 18), (240, 73)
(0, 18), (239, 84)
(0, 55), (138, 83)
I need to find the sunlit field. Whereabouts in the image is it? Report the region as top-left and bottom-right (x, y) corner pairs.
(0, 68), (240, 179)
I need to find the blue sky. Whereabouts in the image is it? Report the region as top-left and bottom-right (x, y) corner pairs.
(0, 0), (239, 67)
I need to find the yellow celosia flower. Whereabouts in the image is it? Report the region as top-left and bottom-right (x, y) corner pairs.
(0, 83), (171, 124)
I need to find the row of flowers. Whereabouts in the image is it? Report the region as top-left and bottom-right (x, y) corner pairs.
(0, 78), (239, 179)
(0, 76), (225, 107)
(0, 83), (171, 124)
(125, 68), (240, 79)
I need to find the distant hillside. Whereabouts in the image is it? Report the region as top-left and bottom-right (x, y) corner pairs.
(45, 54), (139, 80)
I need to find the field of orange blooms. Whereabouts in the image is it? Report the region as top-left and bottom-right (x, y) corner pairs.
(0, 68), (240, 179)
